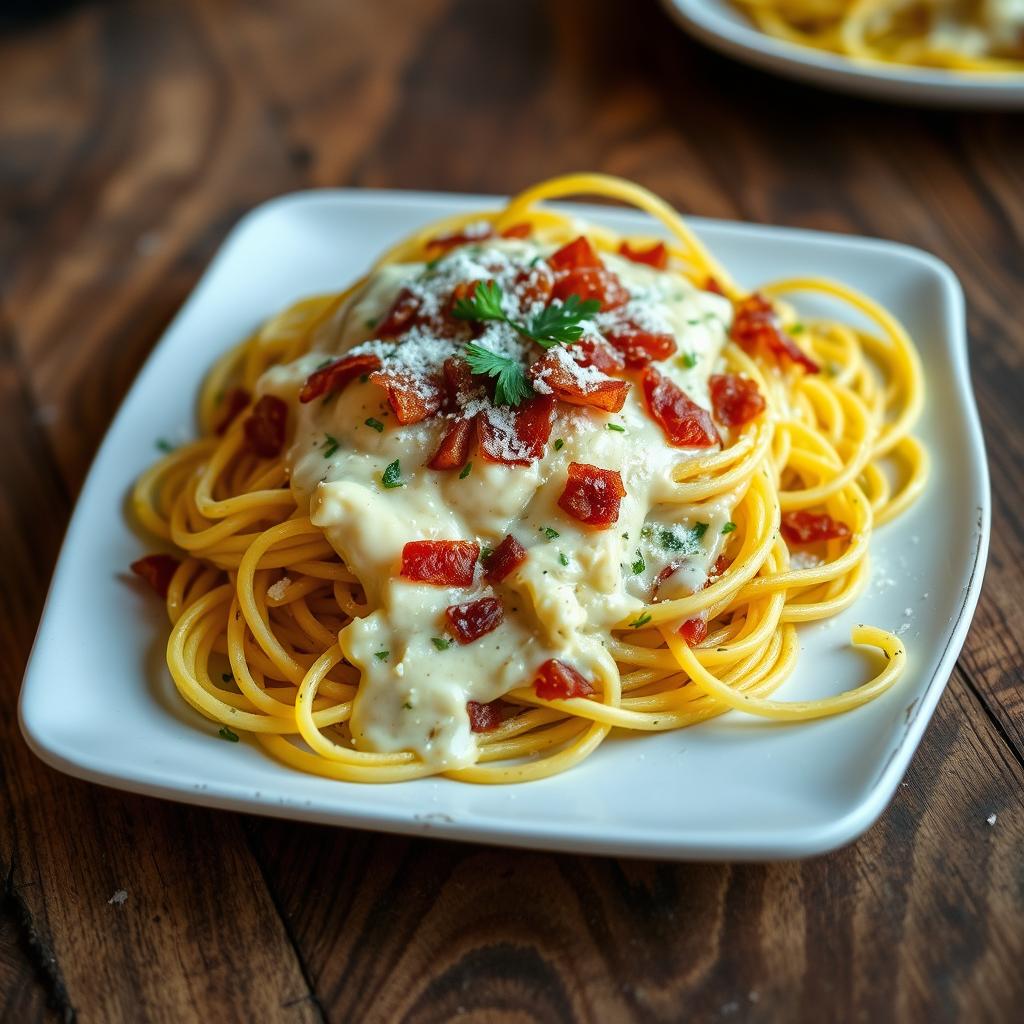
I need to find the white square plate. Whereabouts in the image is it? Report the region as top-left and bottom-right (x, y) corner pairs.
(661, 0), (1024, 108)
(20, 189), (989, 860)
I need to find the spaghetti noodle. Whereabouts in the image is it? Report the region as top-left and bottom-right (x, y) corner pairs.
(730, 0), (1024, 71)
(131, 173), (928, 783)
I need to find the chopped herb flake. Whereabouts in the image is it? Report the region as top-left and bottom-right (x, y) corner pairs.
(607, 423), (626, 432)
(365, 316), (380, 330)
(542, 527), (559, 540)
(459, 461), (473, 479)
(323, 434), (340, 458)
(558, 552), (569, 567)
(722, 522), (737, 534)
(631, 550), (645, 575)
(218, 726), (239, 743)
(554, 438), (564, 451)
(790, 323), (805, 335)
(679, 352), (698, 369)
(403, 701), (413, 710)
(382, 459), (403, 489)
(365, 417), (384, 432)
(480, 546), (494, 562)
(374, 650), (390, 661)
(629, 612), (653, 629)
(431, 636), (452, 651)
(156, 438), (174, 453)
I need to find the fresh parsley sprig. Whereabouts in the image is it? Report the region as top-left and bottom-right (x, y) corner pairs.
(453, 281), (600, 348)
(464, 343), (533, 408)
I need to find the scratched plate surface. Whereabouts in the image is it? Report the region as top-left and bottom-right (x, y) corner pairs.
(19, 190), (989, 859)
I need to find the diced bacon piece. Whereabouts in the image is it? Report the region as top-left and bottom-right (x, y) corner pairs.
(467, 699), (508, 732)
(709, 554), (731, 580)
(400, 540), (479, 587)
(299, 353), (382, 403)
(243, 395), (288, 457)
(443, 356), (476, 401)
(369, 368), (444, 425)
(528, 350), (629, 413)
(704, 276), (726, 296)
(618, 241), (669, 270)
(478, 395), (554, 466)
(731, 294), (820, 374)
(500, 222), (532, 239)
(572, 337), (625, 373)
(557, 462), (626, 529)
(130, 553), (180, 599)
(552, 267), (628, 312)
(511, 263), (554, 308)
(605, 321), (677, 368)
(377, 287), (422, 337)
(781, 511), (851, 546)
(678, 615), (708, 646)
(549, 236), (602, 271)
(429, 417), (476, 470)
(446, 596), (504, 644)
(214, 387), (251, 435)
(710, 373), (766, 427)
(427, 222), (495, 253)
(484, 534), (527, 584)
(533, 659), (595, 700)
(642, 368), (720, 448)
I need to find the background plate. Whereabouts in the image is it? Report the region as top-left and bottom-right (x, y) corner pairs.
(19, 189), (989, 860)
(660, 0), (1024, 108)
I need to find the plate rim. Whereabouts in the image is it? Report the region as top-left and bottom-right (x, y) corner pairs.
(660, 0), (1024, 106)
(19, 187), (991, 860)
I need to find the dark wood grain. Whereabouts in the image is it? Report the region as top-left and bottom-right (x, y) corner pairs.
(1, 0), (1023, 1021)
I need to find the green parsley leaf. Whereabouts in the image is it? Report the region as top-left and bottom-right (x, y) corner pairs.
(722, 522), (737, 534)
(558, 552), (569, 567)
(155, 438), (174, 453)
(382, 459), (403, 489)
(218, 726), (239, 743)
(554, 438), (564, 451)
(631, 550), (645, 575)
(374, 650), (390, 661)
(607, 423), (626, 433)
(679, 352), (698, 369)
(365, 417), (384, 432)
(659, 522), (709, 551)
(542, 527), (559, 540)
(464, 343), (533, 407)
(694, 522), (709, 539)
(452, 279), (506, 322)
(323, 434), (340, 458)
(431, 636), (452, 651)
(459, 461), (473, 479)
(629, 612), (652, 629)
(527, 293), (601, 348)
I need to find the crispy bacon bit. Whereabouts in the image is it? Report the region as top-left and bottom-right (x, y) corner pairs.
(534, 659), (595, 701)
(130, 553), (180, 599)
(500, 222), (532, 239)
(552, 267), (628, 312)
(710, 373), (766, 427)
(678, 616), (708, 646)
(446, 596), (504, 644)
(429, 418), (476, 470)
(467, 699), (507, 732)
(572, 337), (625, 373)
(710, 554), (730, 579)
(704, 276), (726, 296)
(619, 241), (669, 270)
(605, 321), (677, 368)
(484, 534), (527, 584)
(376, 287), (423, 337)
(369, 369), (444, 425)
(781, 511), (851, 547)
(243, 395), (288, 457)
(557, 462), (626, 529)
(300, 353), (381, 403)
(427, 222), (495, 253)
(528, 350), (630, 413)
(731, 294), (819, 374)
(400, 541), (479, 587)
(549, 236), (601, 271)
(479, 394), (554, 465)
(642, 368), (720, 448)
(214, 387), (251, 435)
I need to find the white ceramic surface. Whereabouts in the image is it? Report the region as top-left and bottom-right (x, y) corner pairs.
(20, 189), (989, 860)
(661, 0), (1024, 107)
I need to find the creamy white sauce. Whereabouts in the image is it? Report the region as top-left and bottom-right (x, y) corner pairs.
(258, 240), (737, 767)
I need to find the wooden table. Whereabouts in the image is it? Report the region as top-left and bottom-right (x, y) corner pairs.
(2, 1), (1022, 1020)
